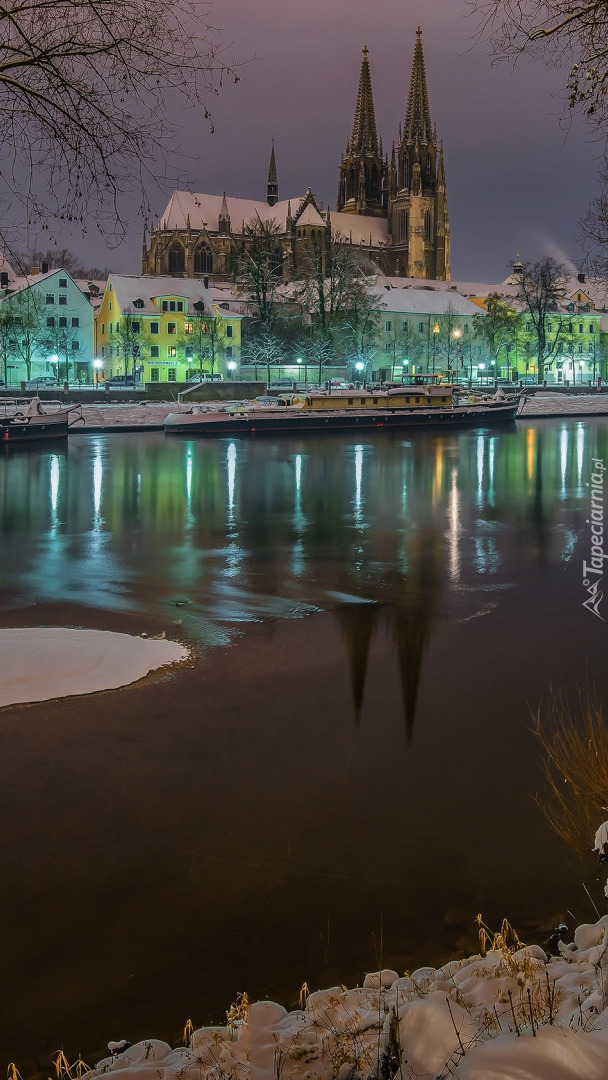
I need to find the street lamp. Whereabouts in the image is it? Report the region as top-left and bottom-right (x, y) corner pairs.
(227, 360), (236, 380)
(432, 321), (440, 374)
(93, 358), (103, 385)
(296, 356), (303, 386)
(355, 360), (365, 386)
(50, 353), (59, 382)
(450, 327), (462, 382)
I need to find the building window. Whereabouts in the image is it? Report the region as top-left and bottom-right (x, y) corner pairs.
(168, 242), (185, 274)
(71, 341), (80, 351)
(579, 343), (584, 353)
(168, 368), (177, 381)
(385, 342), (392, 352)
(463, 324), (469, 334)
(184, 322), (193, 334)
(201, 322), (209, 334)
(590, 324), (595, 333)
(47, 317), (55, 327)
(402, 321), (408, 332)
(161, 301), (168, 311)
(177, 301), (184, 312)
(194, 243), (213, 274)
(72, 317), (79, 328)
(59, 295), (67, 305)
(168, 345), (177, 358)
(226, 324), (233, 338)
(167, 322), (176, 335)
(169, 301), (176, 312)
(399, 210), (408, 242)
(589, 342), (594, 353)
(133, 298), (144, 309)
(46, 294), (54, 304)
(150, 322), (159, 334)
(424, 209), (432, 244)
(385, 320), (392, 332)
(151, 368), (160, 382)
(568, 323), (573, 333)
(547, 323), (552, 332)
(418, 322), (424, 333)
(225, 345), (233, 358)
(150, 345), (159, 358)
(59, 317), (67, 328)
(101, 323), (105, 335)
(579, 323), (584, 333)
(59, 278), (67, 288)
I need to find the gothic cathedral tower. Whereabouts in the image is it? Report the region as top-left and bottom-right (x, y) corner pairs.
(338, 28), (450, 280)
(337, 46), (386, 217)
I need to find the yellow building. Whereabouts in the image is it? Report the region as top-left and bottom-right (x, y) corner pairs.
(95, 275), (242, 384)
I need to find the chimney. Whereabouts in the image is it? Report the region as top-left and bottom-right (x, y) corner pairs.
(578, 272), (586, 283)
(29, 265), (40, 275)
(41, 261), (49, 274)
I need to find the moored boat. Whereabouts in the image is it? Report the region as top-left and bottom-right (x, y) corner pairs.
(0, 397), (84, 443)
(164, 385), (525, 436)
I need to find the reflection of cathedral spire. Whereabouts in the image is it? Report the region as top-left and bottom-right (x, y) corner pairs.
(391, 608), (431, 742)
(334, 601), (382, 720)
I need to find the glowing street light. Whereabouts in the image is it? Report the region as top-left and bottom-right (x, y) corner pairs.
(227, 360), (237, 380)
(93, 358), (103, 385)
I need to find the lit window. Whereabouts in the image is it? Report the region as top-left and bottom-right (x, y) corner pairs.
(202, 322), (209, 334)
(184, 322), (193, 334)
(168, 345), (177, 358)
(168, 368), (177, 381)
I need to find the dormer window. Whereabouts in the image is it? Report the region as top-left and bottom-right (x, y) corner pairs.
(133, 298), (144, 309)
(566, 302), (574, 312)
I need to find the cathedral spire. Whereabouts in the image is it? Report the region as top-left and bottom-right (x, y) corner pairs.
(267, 140), (278, 206)
(404, 26), (433, 144)
(351, 45), (379, 153)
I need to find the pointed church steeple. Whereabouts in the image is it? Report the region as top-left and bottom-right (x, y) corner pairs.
(404, 27), (433, 144)
(337, 46), (386, 216)
(267, 140), (278, 206)
(351, 45), (379, 154)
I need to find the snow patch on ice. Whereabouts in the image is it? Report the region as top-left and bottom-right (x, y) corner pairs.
(0, 627), (188, 707)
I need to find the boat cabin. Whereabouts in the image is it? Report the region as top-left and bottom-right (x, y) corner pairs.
(275, 386), (455, 411)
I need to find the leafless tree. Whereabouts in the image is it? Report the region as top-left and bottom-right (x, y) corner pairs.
(235, 218), (286, 324)
(473, 1), (608, 127)
(0, 0), (235, 249)
(513, 257), (566, 380)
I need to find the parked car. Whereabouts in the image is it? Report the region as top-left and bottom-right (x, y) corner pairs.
(25, 376), (61, 389)
(104, 375), (135, 387)
(186, 372), (223, 383)
(268, 378), (295, 389)
(328, 379), (354, 390)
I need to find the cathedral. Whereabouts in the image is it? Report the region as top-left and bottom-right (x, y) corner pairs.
(141, 28), (450, 282)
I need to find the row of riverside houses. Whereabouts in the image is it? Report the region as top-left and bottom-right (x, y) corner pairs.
(2, 262), (608, 388)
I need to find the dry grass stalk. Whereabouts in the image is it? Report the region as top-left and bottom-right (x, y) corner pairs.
(532, 686), (608, 855)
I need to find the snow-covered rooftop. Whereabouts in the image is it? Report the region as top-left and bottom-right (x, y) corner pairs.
(372, 285), (485, 317)
(108, 275), (214, 315)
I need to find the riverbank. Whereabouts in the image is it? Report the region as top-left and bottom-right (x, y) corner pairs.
(67, 392), (608, 432)
(82, 915), (608, 1080)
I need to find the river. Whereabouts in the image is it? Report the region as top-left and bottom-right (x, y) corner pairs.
(0, 419), (606, 1075)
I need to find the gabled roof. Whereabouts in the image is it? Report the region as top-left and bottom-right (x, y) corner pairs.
(296, 203), (325, 227)
(331, 212), (388, 246)
(156, 191), (307, 234)
(107, 275), (213, 314)
(372, 285), (485, 317)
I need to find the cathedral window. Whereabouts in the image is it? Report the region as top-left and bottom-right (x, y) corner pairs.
(403, 157), (409, 188)
(399, 211), (408, 242)
(424, 210), (432, 244)
(168, 241), (185, 274)
(425, 154), (431, 178)
(194, 244), (213, 274)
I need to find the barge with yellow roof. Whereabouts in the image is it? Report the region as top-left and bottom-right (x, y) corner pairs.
(164, 385), (524, 436)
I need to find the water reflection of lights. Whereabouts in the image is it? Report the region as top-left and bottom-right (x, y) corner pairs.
(292, 453), (306, 577)
(50, 454), (60, 530)
(526, 427), (535, 482)
(93, 444), (103, 522)
(447, 467), (461, 582)
(576, 423), (585, 490)
(353, 445), (367, 528)
(185, 445), (194, 528)
(476, 435), (484, 506)
(227, 442), (236, 518)
(560, 427), (568, 496)
(433, 445), (443, 503)
(488, 437), (496, 505)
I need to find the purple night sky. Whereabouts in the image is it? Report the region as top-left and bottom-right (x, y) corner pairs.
(68, 0), (602, 281)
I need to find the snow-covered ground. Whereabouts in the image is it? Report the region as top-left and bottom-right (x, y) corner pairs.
(87, 917), (608, 1080)
(0, 628), (188, 707)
